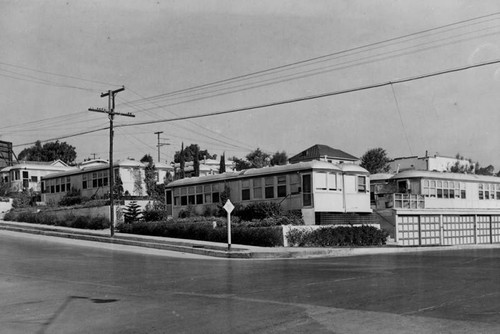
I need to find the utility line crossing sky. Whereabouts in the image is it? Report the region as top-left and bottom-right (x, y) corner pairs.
(2, 1), (500, 169)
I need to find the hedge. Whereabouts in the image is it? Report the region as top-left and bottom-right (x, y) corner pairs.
(118, 221), (283, 247)
(3, 209), (110, 230)
(286, 225), (388, 247)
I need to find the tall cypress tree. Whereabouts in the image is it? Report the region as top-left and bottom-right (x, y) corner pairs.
(219, 152), (226, 173)
(194, 145), (200, 177)
(179, 142), (185, 179)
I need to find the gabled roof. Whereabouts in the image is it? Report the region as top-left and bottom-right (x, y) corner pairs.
(288, 144), (358, 163)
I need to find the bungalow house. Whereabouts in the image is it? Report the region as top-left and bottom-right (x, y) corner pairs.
(0, 160), (74, 194)
(41, 159), (149, 204)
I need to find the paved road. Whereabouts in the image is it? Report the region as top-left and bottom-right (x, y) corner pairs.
(1, 230), (500, 334)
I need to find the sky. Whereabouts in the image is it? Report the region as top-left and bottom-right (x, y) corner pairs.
(2, 0), (500, 170)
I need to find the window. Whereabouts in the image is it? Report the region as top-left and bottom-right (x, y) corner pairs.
(166, 190), (172, 205)
(181, 196), (188, 206)
(328, 173), (337, 190)
(22, 171), (29, 179)
(204, 193), (212, 204)
(315, 172), (327, 190)
(241, 180), (250, 201)
(265, 177), (274, 199)
(253, 178), (262, 199)
(31, 176), (38, 182)
(290, 173), (300, 194)
(302, 174), (312, 206)
(14, 171), (20, 180)
(277, 176), (287, 197)
(92, 173), (98, 188)
(188, 195), (195, 205)
(196, 194), (203, 204)
(357, 176), (366, 192)
(479, 184), (484, 200)
(82, 174), (88, 189)
(212, 192), (220, 203)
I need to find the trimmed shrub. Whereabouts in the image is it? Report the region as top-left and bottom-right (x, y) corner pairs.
(3, 209), (110, 230)
(233, 202), (282, 221)
(117, 221), (283, 247)
(286, 225), (389, 247)
(142, 209), (168, 222)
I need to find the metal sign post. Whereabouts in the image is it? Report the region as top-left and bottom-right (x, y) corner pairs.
(223, 199), (235, 251)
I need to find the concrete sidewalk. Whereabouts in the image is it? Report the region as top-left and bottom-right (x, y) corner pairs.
(2, 220), (500, 259)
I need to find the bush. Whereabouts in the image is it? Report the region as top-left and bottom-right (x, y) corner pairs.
(233, 202), (282, 221)
(3, 209), (110, 230)
(286, 226), (389, 247)
(142, 209), (168, 222)
(117, 220), (283, 247)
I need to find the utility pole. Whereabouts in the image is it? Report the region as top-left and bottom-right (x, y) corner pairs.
(89, 86), (134, 237)
(154, 131), (170, 163)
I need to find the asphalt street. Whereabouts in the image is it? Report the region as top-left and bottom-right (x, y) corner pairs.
(1, 230), (500, 334)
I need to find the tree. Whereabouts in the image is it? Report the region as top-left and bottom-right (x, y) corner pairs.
(449, 153), (475, 174)
(174, 143), (215, 163)
(193, 145), (200, 177)
(141, 154), (158, 197)
(360, 148), (391, 174)
(232, 156), (252, 171)
(123, 201), (142, 224)
(475, 163), (495, 176)
(18, 140), (77, 164)
(219, 153), (226, 173)
(179, 143), (185, 179)
(270, 151), (288, 166)
(232, 148), (272, 171)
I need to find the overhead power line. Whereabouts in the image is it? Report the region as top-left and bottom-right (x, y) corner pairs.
(122, 11), (500, 106)
(116, 58), (500, 129)
(14, 58), (500, 148)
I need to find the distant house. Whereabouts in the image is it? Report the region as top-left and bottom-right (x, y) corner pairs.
(389, 153), (473, 173)
(0, 160), (74, 193)
(0, 140), (13, 168)
(288, 144), (359, 164)
(41, 159), (151, 203)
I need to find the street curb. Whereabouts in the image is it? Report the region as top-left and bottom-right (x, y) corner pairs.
(0, 223), (255, 258)
(3, 221), (500, 259)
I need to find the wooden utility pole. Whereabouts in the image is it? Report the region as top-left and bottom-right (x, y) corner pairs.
(89, 86), (134, 237)
(154, 131), (163, 163)
(154, 131), (170, 163)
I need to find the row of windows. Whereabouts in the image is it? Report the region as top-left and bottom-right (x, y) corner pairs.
(478, 183), (500, 200)
(241, 174), (300, 201)
(422, 179), (467, 199)
(173, 183), (222, 206)
(43, 177), (71, 194)
(82, 171), (109, 189)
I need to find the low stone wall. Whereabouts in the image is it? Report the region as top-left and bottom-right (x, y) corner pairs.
(0, 198), (13, 219)
(42, 206), (111, 221)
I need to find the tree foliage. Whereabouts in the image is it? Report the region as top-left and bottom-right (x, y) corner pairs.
(360, 148), (391, 174)
(219, 153), (226, 173)
(233, 148), (271, 171)
(18, 140), (77, 164)
(449, 153), (476, 174)
(174, 143), (215, 163)
(270, 151), (288, 166)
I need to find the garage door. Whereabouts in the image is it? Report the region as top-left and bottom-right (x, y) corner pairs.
(442, 215), (474, 245)
(397, 216), (420, 246)
(420, 215), (440, 246)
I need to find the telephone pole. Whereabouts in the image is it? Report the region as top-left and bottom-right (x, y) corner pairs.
(89, 86), (134, 237)
(154, 131), (170, 163)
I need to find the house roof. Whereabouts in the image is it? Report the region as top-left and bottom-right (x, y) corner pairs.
(167, 161), (364, 188)
(288, 144), (358, 163)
